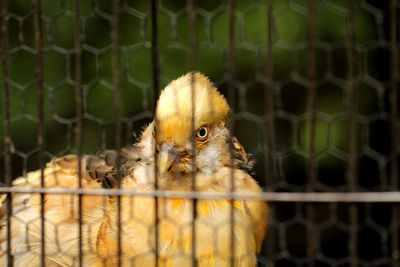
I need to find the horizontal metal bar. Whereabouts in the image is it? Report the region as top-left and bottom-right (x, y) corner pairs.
(1, 188), (400, 202)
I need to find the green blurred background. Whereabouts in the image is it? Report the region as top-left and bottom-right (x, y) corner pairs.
(1, 0), (392, 190)
(0, 0), (398, 264)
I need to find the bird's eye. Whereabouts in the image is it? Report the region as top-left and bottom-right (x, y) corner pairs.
(196, 126), (209, 140)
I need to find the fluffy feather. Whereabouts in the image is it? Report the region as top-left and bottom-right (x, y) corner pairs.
(156, 72), (229, 146)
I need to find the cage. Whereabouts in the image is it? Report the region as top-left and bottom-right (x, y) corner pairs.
(0, 0), (399, 266)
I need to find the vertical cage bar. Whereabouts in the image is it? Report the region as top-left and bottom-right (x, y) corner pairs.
(1, 0), (13, 265)
(307, 0), (317, 191)
(151, 0), (160, 265)
(228, 0), (236, 265)
(347, 1), (358, 266)
(73, 0), (83, 265)
(265, 0), (275, 188)
(112, 0), (122, 265)
(34, 0), (45, 265)
(390, 0), (399, 265)
(389, 0), (399, 191)
(265, 0), (275, 263)
(188, 0), (197, 266)
(306, 0), (316, 266)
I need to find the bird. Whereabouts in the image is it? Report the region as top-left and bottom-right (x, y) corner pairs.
(0, 72), (269, 266)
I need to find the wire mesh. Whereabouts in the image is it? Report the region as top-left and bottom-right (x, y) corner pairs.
(0, 0), (399, 266)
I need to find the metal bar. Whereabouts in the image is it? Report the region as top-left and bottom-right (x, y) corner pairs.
(392, 204), (399, 266)
(34, 0), (45, 265)
(265, 0), (275, 188)
(227, 0), (236, 265)
(1, 188), (400, 202)
(347, 0), (357, 192)
(73, 0), (83, 265)
(1, 0), (13, 265)
(389, 0), (399, 192)
(390, 0), (399, 265)
(265, 0), (275, 263)
(188, 0), (197, 265)
(306, 1), (316, 266)
(151, 0), (160, 265)
(112, 0), (122, 265)
(347, 1), (358, 266)
(307, 0), (317, 191)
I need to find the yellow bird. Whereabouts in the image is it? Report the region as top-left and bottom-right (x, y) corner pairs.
(0, 72), (269, 266)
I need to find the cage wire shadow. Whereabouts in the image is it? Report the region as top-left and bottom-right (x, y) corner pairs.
(1, 0), (400, 266)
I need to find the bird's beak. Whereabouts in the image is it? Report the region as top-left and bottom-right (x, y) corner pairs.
(158, 142), (176, 176)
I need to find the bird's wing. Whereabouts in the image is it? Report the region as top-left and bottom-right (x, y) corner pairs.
(148, 168), (268, 267)
(231, 136), (255, 173)
(232, 136), (248, 164)
(209, 167), (268, 264)
(233, 169), (269, 253)
(86, 146), (141, 188)
(0, 147), (140, 266)
(230, 138), (268, 253)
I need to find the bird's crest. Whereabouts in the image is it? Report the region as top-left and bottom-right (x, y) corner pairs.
(155, 72), (230, 146)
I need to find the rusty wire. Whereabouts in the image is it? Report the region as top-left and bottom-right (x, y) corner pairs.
(188, 0), (197, 265)
(347, 1), (358, 266)
(33, 0), (45, 265)
(306, 1), (316, 266)
(73, 0), (83, 265)
(1, 0), (12, 265)
(390, 0), (399, 265)
(111, 0), (122, 265)
(227, 0), (236, 265)
(0, 188), (400, 202)
(151, 0), (160, 265)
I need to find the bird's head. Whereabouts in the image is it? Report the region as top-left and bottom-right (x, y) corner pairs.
(146, 72), (231, 179)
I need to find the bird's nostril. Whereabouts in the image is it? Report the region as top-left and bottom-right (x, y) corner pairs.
(167, 165), (173, 172)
